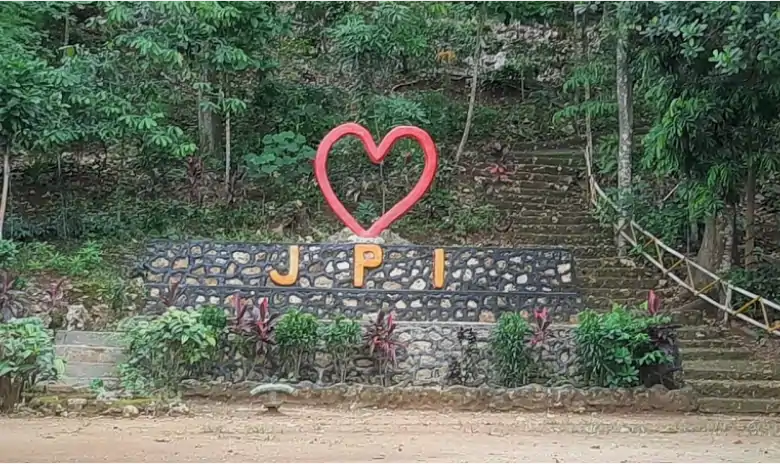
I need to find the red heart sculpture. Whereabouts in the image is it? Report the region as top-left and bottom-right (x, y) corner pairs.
(314, 123), (438, 238)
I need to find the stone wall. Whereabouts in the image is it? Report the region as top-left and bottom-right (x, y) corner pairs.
(216, 321), (578, 388)
(140, 241), (582, 322)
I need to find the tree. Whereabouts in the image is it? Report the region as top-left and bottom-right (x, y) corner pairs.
(615, 3), (633, 256)
(632, 2), (780, 281)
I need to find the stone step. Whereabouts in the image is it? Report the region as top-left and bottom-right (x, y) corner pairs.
(514, 214), (598, 225)
(503, 163), (581, 176)
(577, 276), (661, 289)
(507, 152), (584, 167)
(475, 171), (575, 184)
(697, 397), (780, 414)
(577, 266), (659, 278)
(55, 345), (125, 364)
(683, 360), (780, 381)
(688, 379), (780, 399)
(676, 325), (728, 340)
(511, 215), (600, 226)
(56, 376), (120, 389)
(677, 338), (745, 349)
(55, 330), (121, 348)
(511, 223), (604, 235)
(509, 233), (614, 247)
(575, 257), (653, 268)
(61, 361), (120, 380)
(492, 197), (590, 211)
(680, 347), (754, 361)
(479, 179), (576, 192)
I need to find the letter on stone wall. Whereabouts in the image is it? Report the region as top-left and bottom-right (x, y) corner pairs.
(353, 244), (383, 287)
(269, 245), (300, 286)
(433, 248), (445, 288)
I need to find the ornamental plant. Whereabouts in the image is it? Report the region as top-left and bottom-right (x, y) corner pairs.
(490, 312), (534, 387)
(364, 310), (403, 386)
(574, 302), (672, 389)
(321, 316), (362, 383)
(274, 309), (319, 380)
(231, 294), (278, 357)
(0, 317), (65, 412)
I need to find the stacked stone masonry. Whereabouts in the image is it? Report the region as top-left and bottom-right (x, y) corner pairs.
(141, 241), (582, 322)
(209, 322), (577, 387)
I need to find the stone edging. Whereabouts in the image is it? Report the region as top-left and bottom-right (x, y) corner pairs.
(179, 381), (699, 413)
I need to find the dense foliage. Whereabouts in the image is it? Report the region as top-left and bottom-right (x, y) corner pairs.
(0, 1), (778, 331)
(0, 317), (64, 412)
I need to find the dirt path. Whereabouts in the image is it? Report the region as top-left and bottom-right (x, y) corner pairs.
(3, 404), (780, 462)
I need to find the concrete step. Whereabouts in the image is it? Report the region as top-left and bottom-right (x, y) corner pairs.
(577, 266), (659, 279)
(677, 338), (745, 349)
(475, 171), (575, 184)
(509, 233), (614, 247)
(681, 347), (753, 361)
(684, 360), (780, 381)
(61, 361), (119, 380)
(578, 276), (662, 289)
(514, 214), (598, 225)
(698, 397), (780, 414)
(492, 196), (590, 210)
(55, 345), (125, 364)
(505, 163), (581, 176)
(511, 215), (600, 226)
(56, 376), (120, 389)
(507, 152), (584, 167)
(55, 330), (121, 348)
(511, 223), (604, 235)
(688, 379), (780, 399)
(676, 325), (728, 340)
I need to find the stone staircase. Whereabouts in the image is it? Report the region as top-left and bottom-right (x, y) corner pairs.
(54, 330), (122, 389)
(470, 148), (780, 414)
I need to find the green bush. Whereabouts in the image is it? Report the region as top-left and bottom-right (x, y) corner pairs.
(274, 309), (320, 380)
(197, 305), (228, 333)
(490, 313), (534, 387)
(0, 239), (19, 268)
(0, 317), (65, 412)
(320, 316), (362, 383)
(117, 310), (218, 397)
(574, 305), (672, 388)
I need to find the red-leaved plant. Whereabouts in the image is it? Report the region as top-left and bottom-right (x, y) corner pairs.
(231, 293), (278, 356)
(530, 307), (551, 347)
(647, 290), (661, 316)
(44, 277), (70, 313)
(364, 310), (404, 385)
(485, 163), (511, 183)
(159, 280), (185, 307)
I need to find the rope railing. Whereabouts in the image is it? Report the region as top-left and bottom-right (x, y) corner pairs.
(582, 146), (780, 336)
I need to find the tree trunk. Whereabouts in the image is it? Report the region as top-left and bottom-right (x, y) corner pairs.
(744, 163), (757, 269)
(225, 112), (231, 192)
(0, 147), (10, 241)
(454, 10), (484, 164)
(694, 215), (723, 289)
(198, 71), (221, 157)
(615, 7), (633, 257)
(720, 203), (735, 274)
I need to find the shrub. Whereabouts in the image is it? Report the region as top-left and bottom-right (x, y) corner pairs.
(117, 309), (218, 397)
(0, 317), (65, 412)
(490, 312), (534, 387)
(274, 309), (319, 380)
(198, 305), (228, 333)
(230, 294), (278, 358)
(0, 271), (29, 323)
(321, 316), (362, 383)
(364, 310), (403, 386)
(0, 239), (18, 268)
(574, 304), (672, 388)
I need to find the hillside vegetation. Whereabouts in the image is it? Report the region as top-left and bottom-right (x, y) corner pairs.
(0, 2), (778, 328)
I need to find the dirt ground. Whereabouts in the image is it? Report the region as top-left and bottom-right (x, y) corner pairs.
(3, 404), (780, 463)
